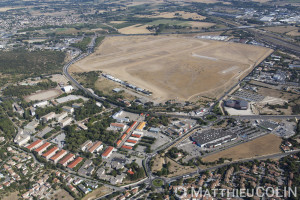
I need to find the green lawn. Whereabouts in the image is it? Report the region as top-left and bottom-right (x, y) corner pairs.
(152, 179), (164, 187)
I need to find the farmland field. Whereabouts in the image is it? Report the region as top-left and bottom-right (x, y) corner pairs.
(202, 134), (282, 163)
(70, 35), (272, 102)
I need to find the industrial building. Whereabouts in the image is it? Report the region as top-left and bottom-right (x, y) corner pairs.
(191, 129), (237, 148)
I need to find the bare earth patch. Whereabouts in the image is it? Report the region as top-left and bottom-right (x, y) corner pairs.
(82, 186), (112, 200)
(202, 134), (282, 162)
(70, 35), (272, 102)
(166, 157), (196, 178)
(24, 88), (62, 102)
(118, 24), (151, 34)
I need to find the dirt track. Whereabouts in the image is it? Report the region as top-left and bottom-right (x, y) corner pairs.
(70, 35), (272, 102)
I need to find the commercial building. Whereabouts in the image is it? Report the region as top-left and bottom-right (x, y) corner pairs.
(102, 146), (114, 159)
(34, 142), (51, 155)
(42, 146), (59, 160)
(26, 139), (43, 151)
(191, 129), (237, 148)
(67, 157), (83, 169)
(50, 150), (67, 163)
(59, 153), (75, 166)
(224, 100), (248, 110)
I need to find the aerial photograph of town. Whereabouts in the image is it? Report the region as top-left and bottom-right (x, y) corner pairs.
(0, 0), (299, 199)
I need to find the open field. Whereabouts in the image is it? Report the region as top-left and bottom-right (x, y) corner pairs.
(287, 29), (300, 36)
(82, 186), (112, 200)
(2, 192), (19, 200)
(50, 189), (74, 200)
(137, 11), (206, 20)
(202, 134), (282, 162)
(24, 88), (62, 102)
(166, 157), (196, 177)
(70, 35), (272, 102)
(118, 24), (151, 34)
(262, 26), (298, 34)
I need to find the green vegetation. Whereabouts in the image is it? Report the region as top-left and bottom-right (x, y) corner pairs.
(65, 101), (117, 152)
(0, 49), (65, 76)
(166, 147), (187, 159)
(74, 99), (103, 120)
(95, 36), (105, 47)
(0, 101), (16, 139)
(205, 114), (217, 121)
(70, 37), (91, 52)
(3, 79), (57, 97)
(125, 162), (145, 181)
(146, 115), (169, 127)
(152, 179), (164, 187)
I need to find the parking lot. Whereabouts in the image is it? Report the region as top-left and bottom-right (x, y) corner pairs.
(232, 89), (265, 102)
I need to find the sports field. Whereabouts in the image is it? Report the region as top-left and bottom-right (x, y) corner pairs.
(70, 35), (272, 102)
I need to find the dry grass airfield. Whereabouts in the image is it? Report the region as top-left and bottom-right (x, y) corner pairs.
(202, 134), (282, 163)
(70, 35), (272, 102)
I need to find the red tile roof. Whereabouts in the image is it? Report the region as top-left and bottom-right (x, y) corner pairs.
(88, 141), (102, 153)
(34, 142), (50, 153)
(116, 140), (122, 146)
(50, 150), (67, 161)
(42, 146), (58, 157)
(111, 123), (125, 128)
(131, 134), (141, 138)
(126, 139), (137, 144)
(122, 145), (132, 150)
(121, 134), (127, 140)
(26, 139), (42, 150)
(102, 146), (114, 157)
(59, 153), (74, 165)
(67, 157), (83, 169)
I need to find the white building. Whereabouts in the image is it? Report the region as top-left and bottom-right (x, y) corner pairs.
(56, 112), (68, 122)
(62, 85), (74, 93)
(14, 130), (30, 146)
(60, 117), (72, 127)
(62, 106), (74, 113)
(41, 112), (56, 122)
(33, 101), (48, 108)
